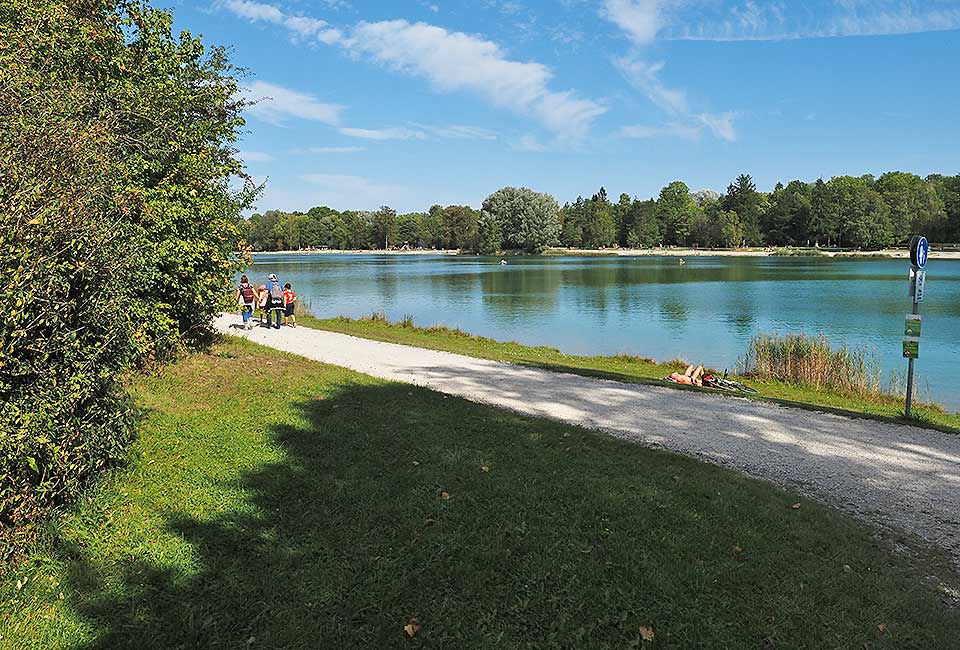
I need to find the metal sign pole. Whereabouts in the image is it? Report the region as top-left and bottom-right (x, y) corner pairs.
(904, 235), (929, 418)
(905, 298), (918, 418)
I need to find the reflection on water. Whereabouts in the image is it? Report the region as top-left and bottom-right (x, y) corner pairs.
(248, 254), (960, 411)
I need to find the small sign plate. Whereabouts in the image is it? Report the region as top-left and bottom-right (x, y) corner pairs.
(913, 270), (926, 303)
(904, 314), (922, 337)
(910, 235), (929, 270)
(903, 337), (920, 359)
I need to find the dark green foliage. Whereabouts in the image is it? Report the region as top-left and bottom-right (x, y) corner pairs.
(1, 0), (253, 552)
(248, 171), (959, 253)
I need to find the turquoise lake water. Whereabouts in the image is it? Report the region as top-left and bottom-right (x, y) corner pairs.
(248, 254), (960, 411)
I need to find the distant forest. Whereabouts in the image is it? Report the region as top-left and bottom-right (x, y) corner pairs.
(245, 172), (960, 254)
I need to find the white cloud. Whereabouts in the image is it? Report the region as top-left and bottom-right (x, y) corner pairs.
(621, 112), (738, 142)
(604, 4), (737, 142)
(224, 4), (606, 138)
(514, 134), (548, 151)
(410, 123), (499, 140)
(339, 20), (606, 139)
(697, 112), (737, 141)
(339, 126), (427, 140)
(224, 0), (340, 41)
(614, 56), (687, 115)
(299, 173), (406, 210)
(241, 80), (343, 126)
(620, 122), (701, 140)
(309, 146), (365, 153)
(664, 0), (960, 41)
(239, 150), (274, 162)
(604, 0), (660, 45)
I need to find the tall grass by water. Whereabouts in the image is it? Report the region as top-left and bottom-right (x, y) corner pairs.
(742, 333), (882, 396)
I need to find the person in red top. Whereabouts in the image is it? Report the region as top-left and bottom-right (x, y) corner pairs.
(282, 283), (297, 327)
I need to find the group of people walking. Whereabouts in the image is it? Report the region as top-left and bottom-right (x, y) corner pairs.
(235, 273), (297, 330)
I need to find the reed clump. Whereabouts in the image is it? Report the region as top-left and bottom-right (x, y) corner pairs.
(742, 333), (882, 395)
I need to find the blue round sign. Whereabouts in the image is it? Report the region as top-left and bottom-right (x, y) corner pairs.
(911, 236), (929, 269)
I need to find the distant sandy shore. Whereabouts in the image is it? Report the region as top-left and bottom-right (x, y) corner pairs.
(556, 248), (960, 259)
(254, 249), (459, 256)
(255, 248), (960, 259)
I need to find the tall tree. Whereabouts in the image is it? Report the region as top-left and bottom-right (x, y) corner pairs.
(656, 181), (699, 246)
(722, 174), (765, 245)
(371, 206), (398, 250)
(482, 187), (560, 253)
(876, 172), (946, 243)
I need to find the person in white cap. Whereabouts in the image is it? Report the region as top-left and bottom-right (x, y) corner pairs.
(265, 274), (284, 329)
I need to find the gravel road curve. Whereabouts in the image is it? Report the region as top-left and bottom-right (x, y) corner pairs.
(215, 315), (960, 567)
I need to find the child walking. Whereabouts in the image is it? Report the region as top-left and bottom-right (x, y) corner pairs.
(235, 275), (259, 330)
(282, 283), (297, 327)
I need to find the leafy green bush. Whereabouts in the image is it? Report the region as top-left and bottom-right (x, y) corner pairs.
(0, 0), (256, 556)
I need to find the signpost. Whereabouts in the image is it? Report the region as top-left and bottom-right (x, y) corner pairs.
(904, 236), (929, 418)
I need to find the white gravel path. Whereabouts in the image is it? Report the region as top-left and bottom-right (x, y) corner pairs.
(215, 315), (960, 567)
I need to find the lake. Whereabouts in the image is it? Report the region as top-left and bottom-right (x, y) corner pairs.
(248, 254), (960, 411)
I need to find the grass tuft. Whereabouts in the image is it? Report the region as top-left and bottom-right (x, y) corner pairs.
(741, 332), (881, 396)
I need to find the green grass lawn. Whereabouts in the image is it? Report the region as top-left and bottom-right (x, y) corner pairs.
(3, 337), (959, 649)
(298, 313), (960, 433)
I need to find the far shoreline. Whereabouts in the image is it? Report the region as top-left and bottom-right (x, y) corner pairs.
(252, 247), (960, 260)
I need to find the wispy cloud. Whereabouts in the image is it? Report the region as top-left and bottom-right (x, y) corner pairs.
(339, 127), (427, 141)
(222, 2), (606, 139)
(309, 146), (365, 153)
(339, 20), (606, 139)
(223, 0), (341, 43)
(239, 150), (274, 162)
(604, 0), (660, 45)
(605, 1), (737, 142)
(241, 80), (343, 126)
(299, 173), (406, 210)
(620, 112), (737, 141)
(409, 123), (499, 140)
(663, 0), (960, 41)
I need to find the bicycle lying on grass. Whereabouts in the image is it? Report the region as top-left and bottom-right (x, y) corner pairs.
(664, 366), (760, 395)
(701, 371), (760, 395)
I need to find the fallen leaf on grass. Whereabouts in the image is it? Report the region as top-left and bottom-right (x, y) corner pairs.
(404, 618), (421, 637)
(15, 580), (22, 591)
(639, 625), (655, 641)
(791, 503), (801, 510)
(412, 461), (420, 466)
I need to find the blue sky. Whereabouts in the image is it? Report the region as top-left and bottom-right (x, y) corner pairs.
(165, 0), (960, 213)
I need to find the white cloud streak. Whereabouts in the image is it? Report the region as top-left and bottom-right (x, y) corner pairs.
(241, 80), (343, 126)
(224, 0), (341, 42)
(663, 0), (960, 41)
(239, 150), (274, 162)
(605, 1), (737, 142)
(338, 127), (427, 141)
(604, 0), (660, 45)
(223, 2), (606, 139)
(309, 146), (365, 153)
(339, 20), (606, 139)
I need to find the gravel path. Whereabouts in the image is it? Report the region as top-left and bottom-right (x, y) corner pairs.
(215, 315), (960, 567)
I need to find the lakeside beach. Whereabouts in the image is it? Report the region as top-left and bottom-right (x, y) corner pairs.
(253, 247), (960, 259)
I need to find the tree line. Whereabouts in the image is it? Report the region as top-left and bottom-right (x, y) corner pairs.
(247, 171), (960, 253)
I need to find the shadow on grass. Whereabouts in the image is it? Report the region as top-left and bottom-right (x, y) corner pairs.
(60, 381), (959, 649)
